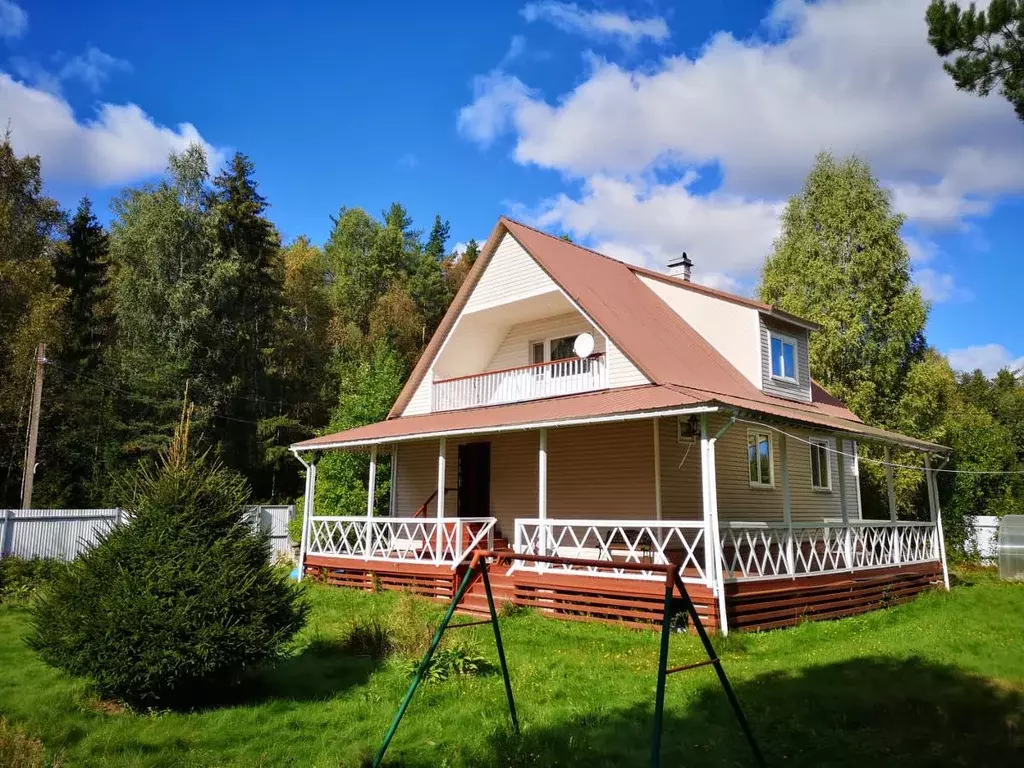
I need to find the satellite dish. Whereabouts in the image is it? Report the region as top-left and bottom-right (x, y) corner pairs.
(573, 332), (595, 358)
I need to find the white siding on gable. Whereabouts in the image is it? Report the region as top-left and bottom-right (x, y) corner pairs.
(760, 317), (812, 403)
(607, 343), (649, 387)
(402, 373), (432, 416)
(464, 233), (558, 313)
(486, 313), (604, 371)
(637, 275), (762, 388)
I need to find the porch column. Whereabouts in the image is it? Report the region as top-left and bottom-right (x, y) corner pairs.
(389, 445), (398, 516)
(653, 417), (662, 520)
(925, 454), (951, 591)
(700, 414), (729, 635)
(297, 453), (319, 582)
(436, 437), (446, 565)
(836, 438), (853, 570)
(884, 447), (897, 522)
(779, 433), (795, 577)
(700, 416), (714, 589)
(538, 428), (548, 559)
(364, 446), (377, 558)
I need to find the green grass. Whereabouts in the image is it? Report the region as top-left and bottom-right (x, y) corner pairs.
(1, 569), (1022, 767)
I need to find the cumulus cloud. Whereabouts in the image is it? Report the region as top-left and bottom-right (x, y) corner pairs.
(947, 344), (1024, 377)
(0, 0), (26, 40)
(521, 2), (669, 47)
(459, 0), (1023, 283)
(0, 73), (223, 186)
(915, 267), (972, 304)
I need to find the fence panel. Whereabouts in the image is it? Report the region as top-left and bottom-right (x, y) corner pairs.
(0, 509), (121, 561)
(244, 505), (294, 560)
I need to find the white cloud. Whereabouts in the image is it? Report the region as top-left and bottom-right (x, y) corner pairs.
(521, 2), (669, 47)
(58, 47), (132, 93)
(501, 34), (527, 67)
(915, 267), (972, 304)
(947, 344), (1024, 377)
(0, 73), (223, 186)
(0, 0), (26, 40)
(460, 0), (1024, 284)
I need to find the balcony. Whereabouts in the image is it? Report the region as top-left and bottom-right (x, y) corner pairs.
(432, 354), (607, 412)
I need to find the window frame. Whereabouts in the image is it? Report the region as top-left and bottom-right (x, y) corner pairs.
(808, 438), (833, 492)
(527, 333), (591, 365)
(746, 429), (775, 489)
(769, 331), (799, 384)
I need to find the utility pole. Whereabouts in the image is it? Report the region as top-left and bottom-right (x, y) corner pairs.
(20, 343), (46, 510)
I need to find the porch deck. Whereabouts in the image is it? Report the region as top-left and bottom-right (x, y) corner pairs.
(301, 516), (945, 632)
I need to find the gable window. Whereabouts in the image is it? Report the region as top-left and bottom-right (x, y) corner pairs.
(529, 335), (593, 376)
(747, 430), (774, 488)
(809, 439), (832, 491)
(769, 332), (798, 383)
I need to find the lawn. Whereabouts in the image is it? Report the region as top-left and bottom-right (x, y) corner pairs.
(1, 569), (1022, 767)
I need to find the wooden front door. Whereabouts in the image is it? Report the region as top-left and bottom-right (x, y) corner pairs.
(457, 442), (491, 517)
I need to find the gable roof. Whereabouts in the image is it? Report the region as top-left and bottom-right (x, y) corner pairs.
(302, 216), (946, 453)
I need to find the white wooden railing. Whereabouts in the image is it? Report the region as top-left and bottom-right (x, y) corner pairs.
(718, 521), (940, 581)
(512, 518), (711, 585)
(432, 354), (607, 412)
(307, 516), (495, 569)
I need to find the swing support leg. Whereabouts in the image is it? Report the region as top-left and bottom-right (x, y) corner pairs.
(481, 560), (520, 734)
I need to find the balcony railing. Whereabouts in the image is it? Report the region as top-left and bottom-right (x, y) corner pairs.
(432, 354), (607, 412)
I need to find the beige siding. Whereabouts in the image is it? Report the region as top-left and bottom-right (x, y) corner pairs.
(402, 375), (432, 416)
(489, 431), (539, 536)
(658, 416), (703, 520)
(606, 343), (650, 387)
(546, 420), (656, 519)
(638, 275), (762, 388)
(760, 317), (812, 402)
(464, 233), (557, 313)
(486, 313), (605, 371)
(394, 439), (456, 518)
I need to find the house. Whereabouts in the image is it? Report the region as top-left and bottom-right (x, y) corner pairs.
(290, 217), (950, 634)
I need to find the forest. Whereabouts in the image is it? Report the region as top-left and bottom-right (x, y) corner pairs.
(1, 140), (1021, 551)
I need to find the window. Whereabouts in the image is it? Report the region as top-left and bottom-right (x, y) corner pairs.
(809, 439), (832, 491)
(549, 336), (576, 361)
(747, 430), (774, 487)
(769, 332), (798, 382)
(528, 335), (592, 376)
(530, 342), (545, 365)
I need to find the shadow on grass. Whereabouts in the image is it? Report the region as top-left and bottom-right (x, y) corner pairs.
(384, 656), (1023, 767)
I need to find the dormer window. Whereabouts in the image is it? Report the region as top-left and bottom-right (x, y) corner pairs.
(769, 332), (798, 383)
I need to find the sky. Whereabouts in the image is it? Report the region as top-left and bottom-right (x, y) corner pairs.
(4, 0), (1023, 377)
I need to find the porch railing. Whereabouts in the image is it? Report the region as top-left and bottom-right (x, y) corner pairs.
(307, 516), (495, 569)
(432, 354), (607, 412)
(512, 518), (711, 585)
(718, 520), (940, 581)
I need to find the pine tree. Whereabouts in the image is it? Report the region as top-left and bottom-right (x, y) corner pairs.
(463, 238), (481, 265)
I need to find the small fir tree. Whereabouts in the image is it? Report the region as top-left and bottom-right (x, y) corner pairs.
(28, 402), (308, 709)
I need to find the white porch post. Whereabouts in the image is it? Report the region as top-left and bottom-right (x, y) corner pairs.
(701, 414), (729, 635)
(389, 445), (398, 516)
(700, 415), (714, 589)
(364, 447), (377, 558)
(296, 454), (318, 582)
(780, 433), (795, 577)
(436, 437), (446, 565)
(538, 428), (548, 559)
(925, 454), (951, 591)
(885, 446), (901, 566)
(836, 438), (852, 570)
(653, 417), (662, 520)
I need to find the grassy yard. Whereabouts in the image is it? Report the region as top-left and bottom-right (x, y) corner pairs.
(1, 569), (1022, 767)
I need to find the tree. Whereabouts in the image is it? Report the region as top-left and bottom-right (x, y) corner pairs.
(463, 238), (481, 266)
(926, 0), (1024, 120)
(759, 153), (928, 429)
(54, 199), (109, 372)
(0, 136), (66, 507)
(424, 215), (450, 263)
(29, 403), (308, 709)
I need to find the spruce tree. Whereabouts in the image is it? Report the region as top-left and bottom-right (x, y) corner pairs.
(29, 403), (308, 709)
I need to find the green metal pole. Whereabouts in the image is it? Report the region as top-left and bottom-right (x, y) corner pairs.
(673, 573), (766, 767)
(372, 564), (478, 768)
(649, 570), (675, 768)
(480, 560), (520, 735)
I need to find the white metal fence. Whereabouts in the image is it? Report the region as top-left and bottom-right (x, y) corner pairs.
(432, 354), (607, 411)
(1, 505), (294, 562)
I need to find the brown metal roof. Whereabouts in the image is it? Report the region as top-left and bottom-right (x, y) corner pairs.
(308, 217), (944, 454)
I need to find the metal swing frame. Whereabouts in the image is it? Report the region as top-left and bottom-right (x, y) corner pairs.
(371, 550), (766, 768)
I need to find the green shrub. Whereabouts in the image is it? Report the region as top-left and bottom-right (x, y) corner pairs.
(28, 407), (309, 710)
(0, 557), (66, 604)
(406, 642), (492, 683)
(342, 616), (394, 658)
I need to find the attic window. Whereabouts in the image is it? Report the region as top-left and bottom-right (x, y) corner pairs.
(769, 332), (798, 383)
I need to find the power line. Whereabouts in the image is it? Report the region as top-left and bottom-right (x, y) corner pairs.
(733, 417), (1024, 476)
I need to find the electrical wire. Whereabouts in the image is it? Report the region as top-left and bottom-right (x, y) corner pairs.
(731, 416), (1024, 476)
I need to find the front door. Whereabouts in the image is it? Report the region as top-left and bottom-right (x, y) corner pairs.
(457, 442), (491, 517)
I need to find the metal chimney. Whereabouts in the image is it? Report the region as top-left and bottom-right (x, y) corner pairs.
(667, 252), (693, 281)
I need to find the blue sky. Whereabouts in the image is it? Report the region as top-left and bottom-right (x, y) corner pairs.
(4, 0), (1023, 375)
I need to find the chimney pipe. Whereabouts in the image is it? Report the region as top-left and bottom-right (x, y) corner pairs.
(667, 252), (694, 282)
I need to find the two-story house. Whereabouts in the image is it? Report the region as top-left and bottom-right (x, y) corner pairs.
(291, 217), (950, 633)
